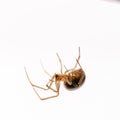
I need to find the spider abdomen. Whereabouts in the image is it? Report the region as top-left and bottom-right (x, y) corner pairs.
(64, 69), (85, 90)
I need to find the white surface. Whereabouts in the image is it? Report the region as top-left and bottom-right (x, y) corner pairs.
(0, 0), (120, 120)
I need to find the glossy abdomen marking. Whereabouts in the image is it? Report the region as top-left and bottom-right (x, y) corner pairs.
(64, 69), (85, 89)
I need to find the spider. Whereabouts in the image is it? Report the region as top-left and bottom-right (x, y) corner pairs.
(24, 47), (85, 100)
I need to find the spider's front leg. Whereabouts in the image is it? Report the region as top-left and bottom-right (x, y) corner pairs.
(25, 68), (60, 100)
(44, 79), (60, 100)
(46, 74), (59, 93)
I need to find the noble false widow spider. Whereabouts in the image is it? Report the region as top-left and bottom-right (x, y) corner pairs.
(24, 47), (85, 100)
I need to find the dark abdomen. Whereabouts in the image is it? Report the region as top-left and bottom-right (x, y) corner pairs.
(64, 69), (86, 90)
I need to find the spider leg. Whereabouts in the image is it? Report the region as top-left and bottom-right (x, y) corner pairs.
(40, 60), (52, 77)
(25, 67), (51, 100)
(41, 80), (60, 100)
(76, 58), (83, 68)
(64, 47), (81, 73)
(73, 46), (80, 68)
(56, 53), (63, 74)
(46, 74), (60, 92)
(25, 67), (60, 100)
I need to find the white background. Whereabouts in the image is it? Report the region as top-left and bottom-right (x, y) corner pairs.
(0, 0), (120, 120)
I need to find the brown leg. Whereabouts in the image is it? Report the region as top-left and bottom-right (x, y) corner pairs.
(41, 80), (60, 100)
(56, 53), (63, 74)
(40, 60), (52, 77)
(24, 67), (60, 100)
(64, 47), (81, 73)
(76, 58), (82, 68)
